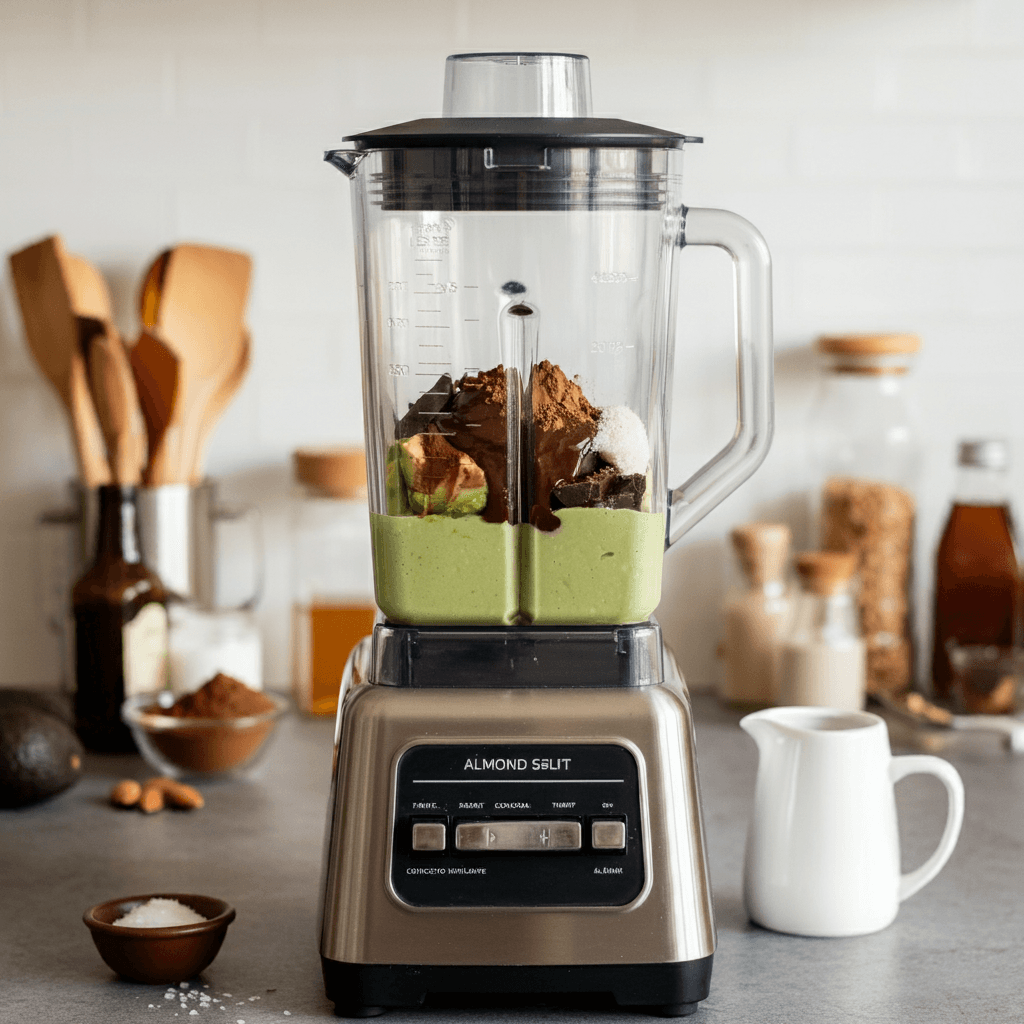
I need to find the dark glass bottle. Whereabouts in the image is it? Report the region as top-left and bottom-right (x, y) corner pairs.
(932, 440), (1020, 707)
(73, 485), (168, 752)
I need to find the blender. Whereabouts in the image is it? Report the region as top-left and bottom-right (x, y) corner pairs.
(319, 53), (773, 1017)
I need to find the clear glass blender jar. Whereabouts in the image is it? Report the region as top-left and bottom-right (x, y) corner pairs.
(327, 53), (774, 627)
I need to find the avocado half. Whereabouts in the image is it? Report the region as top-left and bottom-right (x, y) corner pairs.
(0, 703), (83, 809)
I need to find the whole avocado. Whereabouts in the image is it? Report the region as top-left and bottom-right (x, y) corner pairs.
(0, 687), (74, 727)
(0, 706), (83, 808)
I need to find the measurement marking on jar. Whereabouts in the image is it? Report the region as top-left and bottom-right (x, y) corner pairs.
(415, 258), (442, 262)
(418, 309), (441, 313)
(415, 324), (450, 328)
(464, 319), (480, 322)
(419, 344), (445, 348)
(420, 361), (452, 366)
(463, 285), (479, 289)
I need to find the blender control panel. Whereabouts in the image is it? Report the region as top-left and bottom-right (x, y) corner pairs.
(390, 743), (644, 908)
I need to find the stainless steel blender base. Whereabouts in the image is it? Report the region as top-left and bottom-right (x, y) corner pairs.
(319, 626), (716, 1016)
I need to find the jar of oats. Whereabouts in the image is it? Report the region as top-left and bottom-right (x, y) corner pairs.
(808, 334), (922, 697)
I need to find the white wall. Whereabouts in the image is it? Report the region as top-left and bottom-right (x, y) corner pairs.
(2, 0), (1022, 688)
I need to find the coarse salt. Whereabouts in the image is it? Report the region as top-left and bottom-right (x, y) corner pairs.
(114, 899), (207, 929)
(593, 405), (649, 477)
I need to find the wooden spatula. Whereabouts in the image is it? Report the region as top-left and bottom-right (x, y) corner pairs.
(130, 328), (181, 486)
(85, 320), (146, 485)
(8, 236), (112, 486)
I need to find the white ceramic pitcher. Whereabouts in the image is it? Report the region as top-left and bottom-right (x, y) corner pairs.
(741, 706), (965, 937)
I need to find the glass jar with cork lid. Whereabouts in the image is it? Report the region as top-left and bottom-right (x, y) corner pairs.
(290, 448), (376, 716)
(718, 523), (793, 707)
(779, 551), (866, 711)
(808, 334), (922, 698)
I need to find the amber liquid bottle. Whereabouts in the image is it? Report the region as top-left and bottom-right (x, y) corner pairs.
(931, 441), (1020, 706)
(73, 486), (169, 752)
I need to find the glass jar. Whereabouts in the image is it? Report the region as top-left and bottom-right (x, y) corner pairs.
(778, 552), (866, 711)
(808, 333), (921, 697)
(718, 523), (793, 707)
(290, 448), (376, 716)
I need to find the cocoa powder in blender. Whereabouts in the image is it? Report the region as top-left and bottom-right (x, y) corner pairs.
(529, 360), (598, 531)
(446, 366), (510, 523)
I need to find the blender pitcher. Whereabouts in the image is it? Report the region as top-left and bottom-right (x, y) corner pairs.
(327, 52), (773, 626)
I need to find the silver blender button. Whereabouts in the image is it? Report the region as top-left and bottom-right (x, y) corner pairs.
(411, 822), (446, 852)
(455, 820), (582, 852)
(591, 820), (626, 850)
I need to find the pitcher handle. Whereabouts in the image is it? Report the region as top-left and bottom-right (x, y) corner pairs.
(668, 207), (774, 546)
(889, 754), (965, 902)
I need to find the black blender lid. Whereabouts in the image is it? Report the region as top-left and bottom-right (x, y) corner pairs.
(343, 117), (702, 150)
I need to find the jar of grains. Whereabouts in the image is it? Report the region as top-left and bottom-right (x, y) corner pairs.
(808, 334), (922, 697)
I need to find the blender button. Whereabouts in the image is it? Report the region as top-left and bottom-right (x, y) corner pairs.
(412, 822), (446, 852)
(591, 820), (626, 851)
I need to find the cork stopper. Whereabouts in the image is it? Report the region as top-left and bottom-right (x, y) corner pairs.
(817, 333), (920, 356)
(730, 523), (792, 585)
(816, 333), (921, 376)
(795, 551), (857, 596)
(293, 447), (367, 499)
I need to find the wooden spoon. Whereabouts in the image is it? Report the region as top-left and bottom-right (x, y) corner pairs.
(130, 328), (181, 486)
(8, 236), (112, 485)
(140, 244), (252, 483)
(85, 320), (146, 485)
(188, 327), (250, 484)
(65, 254), (115, 324)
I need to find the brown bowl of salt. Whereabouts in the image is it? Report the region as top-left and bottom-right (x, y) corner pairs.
(84, 894), (235, 985)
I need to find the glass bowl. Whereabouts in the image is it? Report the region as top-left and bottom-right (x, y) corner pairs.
(122, 691), (289, 780)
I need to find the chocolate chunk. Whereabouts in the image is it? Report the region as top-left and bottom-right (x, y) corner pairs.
(398, 374), (454, 437)
(552, 467), (647, 512)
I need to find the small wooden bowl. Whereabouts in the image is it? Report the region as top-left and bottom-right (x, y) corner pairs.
(83, 893), (235, 984)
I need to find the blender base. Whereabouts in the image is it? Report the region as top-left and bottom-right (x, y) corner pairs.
(322, 955), (714, 1018)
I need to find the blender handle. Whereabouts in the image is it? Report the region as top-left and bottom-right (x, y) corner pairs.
(667, 207), (774, 547)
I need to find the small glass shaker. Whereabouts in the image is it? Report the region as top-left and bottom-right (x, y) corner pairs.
(719, 523), (793, 707)
(779, 552), (866, 712)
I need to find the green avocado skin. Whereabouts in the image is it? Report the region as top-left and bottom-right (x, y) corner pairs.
(0, 706), (83, 809)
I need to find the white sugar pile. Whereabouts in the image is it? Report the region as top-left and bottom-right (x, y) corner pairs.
(114, 898), (207, 928)
(593, 405), (649, 477)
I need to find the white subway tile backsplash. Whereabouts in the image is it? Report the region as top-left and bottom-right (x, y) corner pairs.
(875, 184), (1024, 247)
(794, 119), (962, 182)
(708, 52), (882, 113)
(972, 0), (1024, 46)
(889, 54), (1024, 116)
(960, 119), (1024, 181)
(3, 47), (171, 115)
(0, 0), (1022, 686)
(0, 0), (78, 49)
(794, 253), (962, 319)
(86, 0), (262, 48)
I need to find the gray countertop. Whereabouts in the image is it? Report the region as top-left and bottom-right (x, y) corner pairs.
(3, 692), (1022, 1023)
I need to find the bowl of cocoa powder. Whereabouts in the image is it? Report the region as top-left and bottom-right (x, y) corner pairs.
(122, 674), (289, 780)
